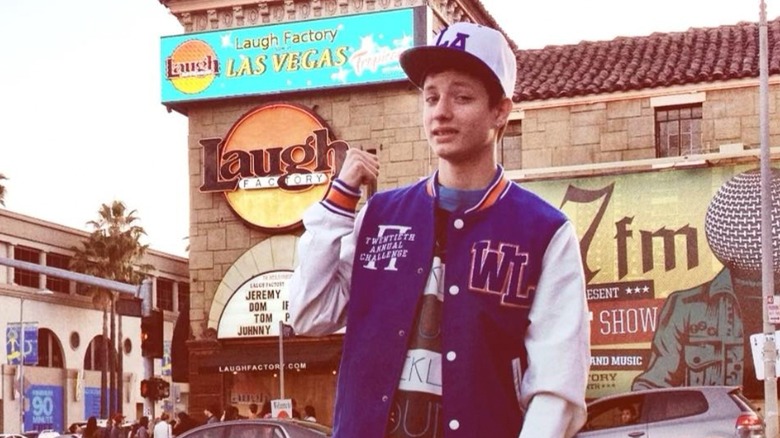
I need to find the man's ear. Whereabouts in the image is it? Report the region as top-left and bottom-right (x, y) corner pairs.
(496, 97), (513, 127)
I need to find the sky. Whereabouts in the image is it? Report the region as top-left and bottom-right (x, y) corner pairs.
(0, 0), (774, 258)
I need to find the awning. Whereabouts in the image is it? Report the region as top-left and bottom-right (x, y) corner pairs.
(198, 338), (342, 374)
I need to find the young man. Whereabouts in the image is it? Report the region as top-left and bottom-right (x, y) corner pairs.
(289, 22), (590, 437)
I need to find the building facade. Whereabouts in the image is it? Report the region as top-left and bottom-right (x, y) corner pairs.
(156, 0), (780, 427)
(0, 209), (189, 433)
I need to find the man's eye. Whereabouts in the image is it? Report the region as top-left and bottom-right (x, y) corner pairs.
(425, 96), (439, 104)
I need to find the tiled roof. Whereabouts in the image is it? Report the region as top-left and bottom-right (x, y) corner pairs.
(514, 17), (780, 102)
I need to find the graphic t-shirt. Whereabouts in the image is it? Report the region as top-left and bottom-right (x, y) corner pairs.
(386, 186), (484, 438)
(386, 255), (444, 438)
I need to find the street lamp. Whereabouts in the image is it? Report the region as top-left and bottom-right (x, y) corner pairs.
(18, 289), (53, 434)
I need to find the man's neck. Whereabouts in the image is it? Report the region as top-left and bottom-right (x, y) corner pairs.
(437, 156), (497, 190)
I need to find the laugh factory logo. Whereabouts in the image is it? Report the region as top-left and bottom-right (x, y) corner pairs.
(199, 103), (349, 232)
(165, 39), (220, 95)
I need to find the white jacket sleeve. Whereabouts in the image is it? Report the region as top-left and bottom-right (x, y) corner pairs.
(288, 180), (367, 336)
(519, 221), (590, 438)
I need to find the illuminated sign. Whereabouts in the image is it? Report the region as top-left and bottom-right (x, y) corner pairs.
(199, 102), (348, 231)
(160, 7), (424, 103)
(218, 270), (292, 339)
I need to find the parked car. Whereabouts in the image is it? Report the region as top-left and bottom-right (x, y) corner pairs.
(176, 419), (332, 438)
(576, 385), (764, 437)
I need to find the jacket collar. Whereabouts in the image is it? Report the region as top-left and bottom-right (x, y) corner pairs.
(425, 165), (511, 214)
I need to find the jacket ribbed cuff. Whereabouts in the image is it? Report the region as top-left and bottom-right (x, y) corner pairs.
(322, 179), (361, 217)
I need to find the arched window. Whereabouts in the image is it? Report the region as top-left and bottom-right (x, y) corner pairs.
(83, 335), (117, 371)
(37, 328), (65, 368)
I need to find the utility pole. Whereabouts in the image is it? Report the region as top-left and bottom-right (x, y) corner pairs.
(758, 1), (778, 436)
(19, 296), (25, 434)
(279, 321), (285, 399)
(139, 279), (155, 419)
(17, 288), (53, 433)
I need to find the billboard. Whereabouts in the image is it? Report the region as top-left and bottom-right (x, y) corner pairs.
(524, 163), (780, 399)
(160, 7), (423, 104)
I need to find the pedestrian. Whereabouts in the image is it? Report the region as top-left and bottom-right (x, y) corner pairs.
(153, 412), (172, 438)
(172, 411), (198, 436)
(83, 416), (100, 438)
(303, 405), (317, 423)
(204, 404), (221, 424)
(128, 422), (139, 438)
(109, 413), (125, 438)
(247, 403), (260, 419)
(135, 416), (150, 438)
(101, 417), (113, 438)
(260, 401), (272, 419)
(289, 21), (590, 438)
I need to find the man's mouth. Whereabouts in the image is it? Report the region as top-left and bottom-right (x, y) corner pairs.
(433, 127), (458, 136)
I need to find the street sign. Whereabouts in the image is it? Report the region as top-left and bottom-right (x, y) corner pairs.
(116, 297), (142, 317)
(750, 331), (780, 380)
(768, 296), (780, 324)
(271, 399), (293, 418)
(6, 322), (39, 365)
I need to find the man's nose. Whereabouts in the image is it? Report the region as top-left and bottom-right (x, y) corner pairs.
(433, 98), (453, 119)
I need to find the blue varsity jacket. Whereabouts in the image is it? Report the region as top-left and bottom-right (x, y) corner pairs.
(290, 167), (590, 437)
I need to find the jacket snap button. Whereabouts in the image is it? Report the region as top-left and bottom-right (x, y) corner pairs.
(453, 219), (464, 229)
(417, 268), (424, 274)
(398, 330), (405, 337)
(382, 395), (389, 402)
(446, 351), (457, 361)
(449, 419), (459, 430)
(449, 285), (459, 295)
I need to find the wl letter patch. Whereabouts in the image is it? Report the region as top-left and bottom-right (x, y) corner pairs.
(470, 240), (535, 307)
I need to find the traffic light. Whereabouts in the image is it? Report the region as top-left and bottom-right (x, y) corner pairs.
(155, 378), (170, 399)
(140, 377), (170, 400)
(141, 310), (164, 358)
(140, 379), (157, 399)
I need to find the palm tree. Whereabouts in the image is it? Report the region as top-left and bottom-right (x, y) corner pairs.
(0, 173), (7, 206)
(70, 201), (153, 418)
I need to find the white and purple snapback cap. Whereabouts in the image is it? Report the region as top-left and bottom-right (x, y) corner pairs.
(399, 22), (517, 99)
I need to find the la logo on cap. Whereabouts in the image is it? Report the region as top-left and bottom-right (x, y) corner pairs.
(435, 30), (469, 51)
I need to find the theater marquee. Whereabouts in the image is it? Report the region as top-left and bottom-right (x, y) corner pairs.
(218, 270), (292, 339)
